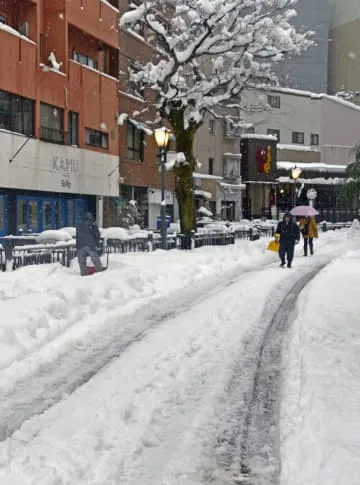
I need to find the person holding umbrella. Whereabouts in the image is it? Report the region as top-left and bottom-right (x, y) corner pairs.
(275, 212), (300, 268)
(299, 216), (318, 256)
(291, 205), (320, 257)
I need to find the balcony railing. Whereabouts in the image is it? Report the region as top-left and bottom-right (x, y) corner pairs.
(40, 126), (64, 145)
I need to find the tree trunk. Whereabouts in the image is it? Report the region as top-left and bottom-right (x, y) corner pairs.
(168, 108), (198, 237)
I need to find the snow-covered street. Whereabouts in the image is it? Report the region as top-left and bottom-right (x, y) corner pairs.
(0, 231), (359, 484)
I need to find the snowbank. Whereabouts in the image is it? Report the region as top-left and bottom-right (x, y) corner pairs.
(36, 230), (73, 243)
(0, 238), (274, 370)
(280, 250), (360, 485)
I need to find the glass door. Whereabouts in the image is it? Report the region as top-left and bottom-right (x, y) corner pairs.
(17, 197), (40, 234)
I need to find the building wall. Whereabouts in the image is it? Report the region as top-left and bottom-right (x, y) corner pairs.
(328, 20), (360, 96)
(272, 0), (330, 93)
(0, 0), (120, 233)
(321, 96), (360, 153)
(242, 89), (322, 147)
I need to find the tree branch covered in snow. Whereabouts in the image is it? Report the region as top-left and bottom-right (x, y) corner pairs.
(120, 0), (313, 128)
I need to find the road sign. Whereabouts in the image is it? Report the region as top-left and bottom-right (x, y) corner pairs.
(306, 188), (318, 200)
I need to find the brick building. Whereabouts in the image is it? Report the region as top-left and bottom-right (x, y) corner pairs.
(117, 2), (176, 229)
(0, 0), (120, 235)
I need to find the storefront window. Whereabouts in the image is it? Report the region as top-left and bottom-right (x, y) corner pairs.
(67, 200), (74, 226)
(17, 199), (27, 232)
(54, 201), (64, 228)
(28, 201), (39, 232)
(43, 201), (53, 230)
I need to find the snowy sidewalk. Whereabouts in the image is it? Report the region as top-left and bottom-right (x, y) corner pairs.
(280, 247), (360, 485)
(0, 230), (357, 485)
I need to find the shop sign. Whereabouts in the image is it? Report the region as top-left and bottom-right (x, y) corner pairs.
(50, 155), (79, 190)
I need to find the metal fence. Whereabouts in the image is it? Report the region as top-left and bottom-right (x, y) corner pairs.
(0, 221), (353, 272)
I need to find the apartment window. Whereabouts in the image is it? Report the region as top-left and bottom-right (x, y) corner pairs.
(85, 128), (108, 149)
(68, 111), (79, 146)
(0, 90), (34, 136)
(208, 157), (214, 175)
(72, 50), (98, 70)
(267, 95), (281, 109)
(209, 119), (215, 135)
(127, 121), (144, 161)
(40, 103), (64, 143)
(0, 15), (7, 24)
(128, 61), (144, 98)
(267, 128), (280, 141)
(292, 131), (305, 144)
(310, 133), (320, 146)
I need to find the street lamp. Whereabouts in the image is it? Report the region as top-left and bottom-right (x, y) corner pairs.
(291, 165), (302, 207)
(154, 127), (171, 250)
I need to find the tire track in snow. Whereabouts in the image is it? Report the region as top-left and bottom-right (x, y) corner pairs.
(0, 259), (279, 442)
(213, 261), (330, 485)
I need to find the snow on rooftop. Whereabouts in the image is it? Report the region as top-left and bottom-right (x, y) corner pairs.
(277, 144), (320, 152)
(277, 161), (347, 173)
(241, 133), (277, 141)
(265, 86), (360, 113)
(277, 176), (346, 186)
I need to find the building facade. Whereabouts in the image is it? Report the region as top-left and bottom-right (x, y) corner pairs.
(241, 87), (360, 219)
(117, 2), (177, 229)
(328, 0), (360, 100)
(193, 113), (246, 222)
(193, 86), (360, 221)
(0, 0), (119, 235)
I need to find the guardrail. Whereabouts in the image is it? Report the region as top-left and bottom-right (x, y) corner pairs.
(0, 221), (353, 272)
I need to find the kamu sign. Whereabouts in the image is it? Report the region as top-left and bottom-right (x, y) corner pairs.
(50, 155), (79, 191)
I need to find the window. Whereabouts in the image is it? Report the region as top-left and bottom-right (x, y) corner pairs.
(310, 133), (320, 146)
(127, 121), (144, 161)
(85, 128), (108, 149)
(132, 20), (145, 36)
(267, 128), (280, 141)
(209, 119), (215, 135)
(0, 90), (34, 136)
(267, 95), (281, 109)
(68, 111), (79, 145)
(292, 131), (305, 144)
(40, 103), (64, 143)
(0, 14), (7, 24)
(208, 157), (214, 175)
(128, 61), (144, 98)
(72, 50), (98, 70)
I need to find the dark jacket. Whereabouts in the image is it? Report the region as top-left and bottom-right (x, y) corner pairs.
(275, 216), (300, 246)
(76, 213), (101, 251)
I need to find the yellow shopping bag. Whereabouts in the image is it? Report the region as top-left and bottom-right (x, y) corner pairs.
(267, 239), (280, 252)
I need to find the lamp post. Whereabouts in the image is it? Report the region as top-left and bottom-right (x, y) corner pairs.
(291, 166), (302, 207)
(154, 127), (171, 250)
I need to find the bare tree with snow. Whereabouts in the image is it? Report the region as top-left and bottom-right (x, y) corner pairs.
(120, 0), (312, 236)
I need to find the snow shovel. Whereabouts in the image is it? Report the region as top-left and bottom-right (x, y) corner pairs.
(86, 252), (109, 275)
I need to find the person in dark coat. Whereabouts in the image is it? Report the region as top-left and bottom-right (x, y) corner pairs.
(275, 212), (300, 268)
(76, 212), (103, 276)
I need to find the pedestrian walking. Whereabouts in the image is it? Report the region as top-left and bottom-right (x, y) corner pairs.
(275, 212), (300, 268)
(76, 212), (104, 276)
(299, 216), (318, 256)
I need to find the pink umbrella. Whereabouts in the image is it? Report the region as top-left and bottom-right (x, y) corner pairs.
(291, 205), (319, 217)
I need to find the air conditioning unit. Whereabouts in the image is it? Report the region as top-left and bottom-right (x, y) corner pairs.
(18, 21), (29, 37)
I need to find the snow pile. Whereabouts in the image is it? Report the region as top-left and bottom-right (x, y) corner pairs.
(36, 230), (73, 243)
(0, 232), (356, 485)
(0, 238), (276, 370)
(60, 227), (76, 238)
(281, 250), (360, 485)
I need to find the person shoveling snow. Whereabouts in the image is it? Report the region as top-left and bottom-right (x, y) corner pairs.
(76, 212), (105, 276)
